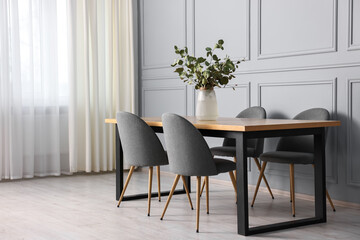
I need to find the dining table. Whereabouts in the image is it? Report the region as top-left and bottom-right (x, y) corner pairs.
(105, 116), (340, 236)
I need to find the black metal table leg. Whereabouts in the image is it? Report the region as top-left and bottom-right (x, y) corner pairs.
(233, 128), (327, 236)
(115, 124), (189, 201)
(236, 132), (249, 235)
(314, 128), (327, 221)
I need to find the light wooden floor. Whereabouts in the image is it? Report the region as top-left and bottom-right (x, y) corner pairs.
(1, 171), (360, 240)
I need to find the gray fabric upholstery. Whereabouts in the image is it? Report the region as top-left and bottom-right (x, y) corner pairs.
(276, 108), (330, 153)
(211, 106), (266, 158)
(260, 108), (330, 164)
(214, 158), (237, 173)
(260, 151), (314, 164)
(162, 113), (236, 176)
(210, 146), (256, 158)
(116, 111), (168, 167)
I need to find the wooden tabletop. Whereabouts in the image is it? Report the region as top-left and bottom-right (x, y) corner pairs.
(105, 116), (340, 132)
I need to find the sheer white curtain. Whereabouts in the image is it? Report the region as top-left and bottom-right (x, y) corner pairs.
(0, 0), (70, 179)
(0, 0), (135, 178)
(67, 0), (135, 172)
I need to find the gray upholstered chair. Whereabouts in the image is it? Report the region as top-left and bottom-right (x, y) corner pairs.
(203, 106), (274, 200)
(116, 111), (193, 216)
(160, 113), (236, 233)
(253, 108), (335, 217)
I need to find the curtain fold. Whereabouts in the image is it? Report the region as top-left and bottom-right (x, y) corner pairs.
(68, 0), (135, 173)
(0, 0), (70, 179)
(0, 0), (135, 178)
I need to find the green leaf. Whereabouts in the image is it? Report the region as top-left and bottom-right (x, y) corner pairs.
(218, 39), (224, 45)
(197, 57), (206, 63)
(205, 47), (212, 52)
(174, 67), (184, 73)
(212, 55), (219, 61)
(219, 78), (228, 85)
(203, 70), (210, 79)
(178, 60), (183, 65)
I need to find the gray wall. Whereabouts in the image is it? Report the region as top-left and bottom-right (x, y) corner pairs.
(137, 0), (360, 204)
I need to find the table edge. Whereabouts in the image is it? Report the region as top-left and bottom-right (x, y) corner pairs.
(105, 118), (340, 132)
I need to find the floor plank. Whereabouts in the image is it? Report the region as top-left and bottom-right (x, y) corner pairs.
(0, 171), (359, 239)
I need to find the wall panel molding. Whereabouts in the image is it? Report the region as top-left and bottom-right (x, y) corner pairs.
(234, 83), (251, 109)
(347, 79), (360, 186)
(193, 0), (250, 61)
(140, 0), (187, 70)
(142, 86), (187, 117)
(257, 0), (338, 59)
(142, 62), (360, 81)
(257, 79), (338, 183)
(348, 0), (360, 51)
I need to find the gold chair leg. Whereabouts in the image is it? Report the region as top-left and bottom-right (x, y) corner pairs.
(251, 161), (267, 207)
(201, 157), (238, 200)
(253, 158), (274, 199)
(326, 189), (336, 212)
(205, 176), (209, 214)
(156, 166), (161, 202)
(196, 176), (201, 233)
(148, 166), (153, 216)
(289, 164), (295, 217)
(181, 175), (194, 210)
(117, 166), (135, 207)
(228, 171), (237, 202)
(160, 174), (180, 220)
(199, 178), (206, 197)
(233, 157), (237, 180)
(290, 173), (292, 202)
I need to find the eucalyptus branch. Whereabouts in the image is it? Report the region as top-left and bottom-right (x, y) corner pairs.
(171, 39), (243, 90)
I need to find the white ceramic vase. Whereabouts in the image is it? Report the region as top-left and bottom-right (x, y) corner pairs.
(196, 88), (218, 120)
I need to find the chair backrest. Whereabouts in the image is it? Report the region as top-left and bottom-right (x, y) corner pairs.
(276, 108), (330, 153)
(223, 106), (266, 157)
(116, 111), (168, 167)
(162, 113), (218, 176)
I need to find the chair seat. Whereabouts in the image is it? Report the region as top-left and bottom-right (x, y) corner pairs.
(210, 146), (256, 158)
(260, 151), (314, 164)
(134, 152), (169, 167)
(213, 158), (236, 174)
